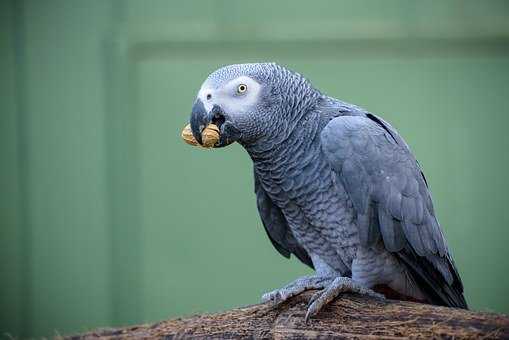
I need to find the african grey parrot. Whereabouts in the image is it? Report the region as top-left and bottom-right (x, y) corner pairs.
(189, 63), (467, 320)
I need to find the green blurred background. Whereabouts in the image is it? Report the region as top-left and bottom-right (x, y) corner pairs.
(2, 0), (509, 338)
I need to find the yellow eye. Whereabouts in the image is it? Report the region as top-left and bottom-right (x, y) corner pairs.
(237, 84), (248, 93)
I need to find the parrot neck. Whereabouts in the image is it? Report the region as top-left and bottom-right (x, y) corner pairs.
(242, 81), (323, 153)
(244, 99), (327, 174)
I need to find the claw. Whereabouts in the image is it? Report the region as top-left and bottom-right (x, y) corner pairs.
(307, 290), (323, 308)
(304, 307), (316, 323)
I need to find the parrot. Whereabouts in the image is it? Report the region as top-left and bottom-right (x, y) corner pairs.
(188, 62), (467, 320)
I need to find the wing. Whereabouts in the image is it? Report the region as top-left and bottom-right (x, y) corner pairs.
(254, 169), (314, 269)
(321, 114), (467, 309)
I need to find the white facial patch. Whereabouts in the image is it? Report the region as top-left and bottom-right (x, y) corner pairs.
(197, 76), (261, 116)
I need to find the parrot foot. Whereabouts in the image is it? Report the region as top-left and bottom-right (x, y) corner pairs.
(305, 276), (385, 322)
(261, 275), (334, 306)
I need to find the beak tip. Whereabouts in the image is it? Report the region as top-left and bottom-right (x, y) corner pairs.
(190, 99), (209, 145)
(195, 132), (203, 145)
(190, 124), (203, 145)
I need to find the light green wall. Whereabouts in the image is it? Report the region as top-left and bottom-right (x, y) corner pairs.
(2, 0), (113, 337)
(2, 0), (509, 338)
(0, 1), (23, 335)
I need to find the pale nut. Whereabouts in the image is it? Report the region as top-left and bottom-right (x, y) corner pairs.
(181, 123), (220, 148)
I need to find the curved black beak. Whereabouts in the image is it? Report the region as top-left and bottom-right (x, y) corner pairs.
(190, 99), (239, 147)
(190, 99), (212, 145)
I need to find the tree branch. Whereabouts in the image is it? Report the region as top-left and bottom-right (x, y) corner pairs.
(67, 291), (509, 339)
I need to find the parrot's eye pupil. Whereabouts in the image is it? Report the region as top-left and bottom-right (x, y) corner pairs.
(206, 94), (212, 100)
(237, 84), (247, 93)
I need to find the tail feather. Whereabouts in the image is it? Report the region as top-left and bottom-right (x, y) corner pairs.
(396, 246), (468, 309)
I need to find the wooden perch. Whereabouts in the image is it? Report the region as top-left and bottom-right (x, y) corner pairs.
(68, 291), (509, 339)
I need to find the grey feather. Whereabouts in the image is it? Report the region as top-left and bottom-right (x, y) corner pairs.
(254, 169), (314, 269)
(377, 209), (406, 252)
(321, 113), (467, 308)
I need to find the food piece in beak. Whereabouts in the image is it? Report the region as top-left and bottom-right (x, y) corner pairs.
(181, 123), (220, 148)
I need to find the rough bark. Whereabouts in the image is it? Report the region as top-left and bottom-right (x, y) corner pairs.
(67, 291), (509, 339)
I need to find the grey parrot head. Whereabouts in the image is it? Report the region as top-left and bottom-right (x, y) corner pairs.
(190, 63), (320, 148)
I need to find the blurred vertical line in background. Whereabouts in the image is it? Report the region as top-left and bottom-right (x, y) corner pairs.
(11, 0), (31, 337)
(103, 0), (143, 327)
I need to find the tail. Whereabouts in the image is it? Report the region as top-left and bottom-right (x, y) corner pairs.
(397, 247), (468, 309)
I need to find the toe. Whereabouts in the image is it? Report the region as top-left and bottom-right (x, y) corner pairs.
(366, 289), (385, 300)
(305, 281), (350, 321)
(261, 290), (278, 303)
(261, 275), (334, 308)
(261, 289), (290, 305)
(273, 291), (285, 304)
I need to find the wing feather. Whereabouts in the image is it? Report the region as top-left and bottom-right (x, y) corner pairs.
(321, 114), (467, 308)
